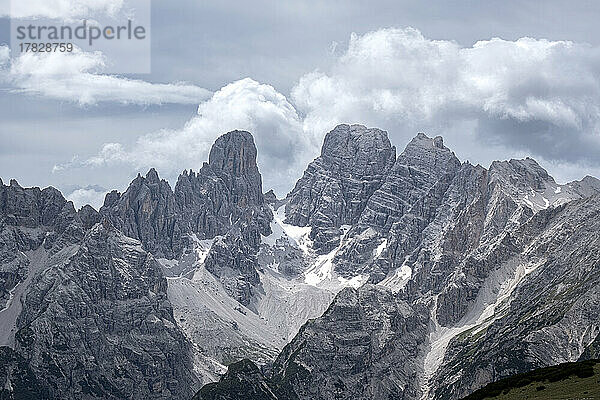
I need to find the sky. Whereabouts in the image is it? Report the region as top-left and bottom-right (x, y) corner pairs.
(2, 0), (600, 209)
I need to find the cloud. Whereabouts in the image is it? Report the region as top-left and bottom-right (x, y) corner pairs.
(53, 28), (600, 195)
(2, 0), (123, 20)
(1, 48), (211, 105)
(0, 46), (9, 68)
(292, 27), (600, 168)
(65, 186), (107, 210)
(55, 78), (315, 195)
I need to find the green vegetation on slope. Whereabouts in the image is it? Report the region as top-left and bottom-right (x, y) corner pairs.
(462, 359), (600, 400)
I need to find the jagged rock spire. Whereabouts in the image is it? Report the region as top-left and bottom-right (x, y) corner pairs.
(99, 168), (183, 259)
(208, 130), (259, 177)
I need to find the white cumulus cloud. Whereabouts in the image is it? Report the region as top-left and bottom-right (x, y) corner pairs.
(2, 48), (211, 105)
(292, 27), (600, 167)
(53, 28), (600, 193)
(56, 78), (315, 195)
(65, 186), (107, 210)
(2, 0), (124, 20)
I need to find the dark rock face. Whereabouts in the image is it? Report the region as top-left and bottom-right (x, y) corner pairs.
(0, 346), (50, 399)
(579, 334), (600, 360)
(357, 132), (461, 232)
(271, 286), (429, 400)
(257, 237), (307, 277)
(0, 181), (83, 309)
(77, 204), (101, 230)
(0, 182), (79, 240)
(285, 124), (396, 253)
(175, 130), (272, 245)
(0, 180), (199, 400)
(14, 222), (198, 400)
(193, 359), (278, 400)
(333, 132), (462, 281)
(204, 234), (262, 308)
(193, 286), (429, 400)
(99, 169), (185, 259)
(432, 196), (600, 399)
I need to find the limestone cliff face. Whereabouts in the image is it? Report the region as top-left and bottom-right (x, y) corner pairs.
(0, 180), (83, 310)
(191, 126), (600, 400)
(174, 130), (272, 248)
(271, 286), (429, 400)
(332, 132), (462, 281)
(432, 195), (600, 399)
(14, 222), (199, 399)
(285, 124), (396, 253)
(0, 181), (198, 399)
(100, 169), (184, 259)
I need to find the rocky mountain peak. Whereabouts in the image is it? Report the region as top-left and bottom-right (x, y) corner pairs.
(264, 189), (278, 205)
(174, 130), (270, 242)
(581, 175), (600, 185)
(414, 132), (444, 149)
(330, 131), (462, 279)
(102, 190), (121, 208)
(403, 132), (453, 157)
(320, 124), (395, 161)
(489, 157), (553, 189)
(77, 204), (101, 229)
(393, 132), (461, 180)
(491, 157), (548, 175)
(145, 167), (160, 183)
(568, 175), (600, 198)
(208, 130), (259, 177)
(99, 168), (183, 258)
(97, 130), (272, 261)
(285, 124), (396, 252)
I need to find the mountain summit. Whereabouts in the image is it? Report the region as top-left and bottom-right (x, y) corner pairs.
(2, 124), (600, 400)
(188, 125), (600, 400)
(286, 124), (396, 252)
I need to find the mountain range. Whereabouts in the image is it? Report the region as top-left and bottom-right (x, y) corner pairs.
(1, 124), (599, 399)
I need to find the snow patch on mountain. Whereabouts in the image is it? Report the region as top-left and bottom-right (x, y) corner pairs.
(302, 223), (367, 290)
(374, 238), (388, 257)
(191, 234), (214, 263)
(379, 258), (413, 293)
(268, 205), (312, 253)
